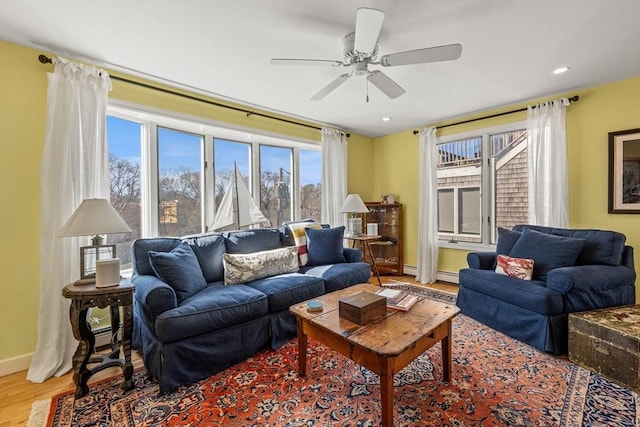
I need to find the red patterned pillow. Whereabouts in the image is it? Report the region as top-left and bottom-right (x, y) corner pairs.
(495, 254), (534, 280)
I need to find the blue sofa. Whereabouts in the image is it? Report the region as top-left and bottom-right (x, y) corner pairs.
(131, 226), (371, 393)
(457, 225), (636, 355)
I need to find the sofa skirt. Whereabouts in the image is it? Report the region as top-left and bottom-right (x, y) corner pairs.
(456, 285), (568, 355)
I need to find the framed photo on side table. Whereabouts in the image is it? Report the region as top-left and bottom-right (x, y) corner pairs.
(609, 128), (640, 213)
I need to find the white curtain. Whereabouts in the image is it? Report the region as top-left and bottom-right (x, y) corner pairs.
(320, 127), (347, 227)
(27, 58), (112, 382)
(526, 98), (570, 227)
(416, 127), (439, 283)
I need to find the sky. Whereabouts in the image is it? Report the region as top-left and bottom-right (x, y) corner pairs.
(107, 115), (321, 185)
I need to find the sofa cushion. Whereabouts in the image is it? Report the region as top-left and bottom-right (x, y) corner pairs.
(223, 246), (299, 285)
(224, 229), (283, 254)
(305, 226), (347, 266)
(301, 262), (372, 293)
(495, 254), (534, 280)
(148, 242), (208, 303)
(244, 273), (325, 313)
(183, 233), (226, 283)
(286, 220), (323, 266)
(458, 268), (563, 315)
(509, 229), (585, 281)
(154, 283), (269, 342)
(512, 225), (626, 266)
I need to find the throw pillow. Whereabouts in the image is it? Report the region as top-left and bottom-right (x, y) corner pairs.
(223, 246), (299, 285)
(148, 242), (208, 303)
(509, 229), (585, 281)
(305, 225), (347, 266)
(494, 227), (523, 268)
(495, 254), (534, 280)
(286, 220), (323, 266)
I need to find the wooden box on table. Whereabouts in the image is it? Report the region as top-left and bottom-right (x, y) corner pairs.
(338, 291), (387, 325)
(568, 305), (640, 392)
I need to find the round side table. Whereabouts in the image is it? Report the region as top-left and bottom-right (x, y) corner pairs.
(62, 279), (135, 398)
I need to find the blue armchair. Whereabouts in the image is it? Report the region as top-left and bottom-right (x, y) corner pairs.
(457, 225), (636, 355)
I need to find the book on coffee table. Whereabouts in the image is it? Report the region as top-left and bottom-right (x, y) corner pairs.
(375, 288), (419, 311)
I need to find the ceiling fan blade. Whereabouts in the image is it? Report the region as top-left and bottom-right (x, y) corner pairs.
(354, 8), (385, 53)
(380, 43), (462, 67)
(310, 74), (350, 101)
(271, 58), (343, 66)
(367, 70), (405, 99)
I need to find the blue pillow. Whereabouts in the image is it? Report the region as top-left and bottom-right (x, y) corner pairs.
(509, 229), (585, 281)
(305, 226), (347, 266)
(494, 227), (522, 268)
(148, 242), (208, 303)
(496, 227), (522, 256)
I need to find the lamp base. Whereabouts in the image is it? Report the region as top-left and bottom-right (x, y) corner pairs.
(347, 217), (363, 237)
(73, 277), (96, 286)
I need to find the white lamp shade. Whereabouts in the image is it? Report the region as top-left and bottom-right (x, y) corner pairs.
(60, 198), (132, 237)
(339, 194), (370, 213)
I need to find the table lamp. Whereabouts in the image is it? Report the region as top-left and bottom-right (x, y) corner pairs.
(339, 194), (369, 236)
(60, 198), (131, 285)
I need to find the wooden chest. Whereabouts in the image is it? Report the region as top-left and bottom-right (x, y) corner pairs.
(568, 305), (640, 392)
(338, 291), (387, 325)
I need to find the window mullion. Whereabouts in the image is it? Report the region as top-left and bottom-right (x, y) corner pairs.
(143, 122), (159, 238)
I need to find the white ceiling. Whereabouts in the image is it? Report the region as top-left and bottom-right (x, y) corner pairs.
(1, 0), (639, 137)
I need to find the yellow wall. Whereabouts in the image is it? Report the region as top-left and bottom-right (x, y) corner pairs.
(1, 38), (638, 366)
(372, 76), (640, 297)
(0, 41), (373, 362)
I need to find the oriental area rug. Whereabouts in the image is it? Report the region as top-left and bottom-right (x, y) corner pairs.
(29, 284), (638, 427)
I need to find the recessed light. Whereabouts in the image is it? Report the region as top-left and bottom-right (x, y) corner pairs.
(553, 66), (570, 74)
(382, 117), (392, 122)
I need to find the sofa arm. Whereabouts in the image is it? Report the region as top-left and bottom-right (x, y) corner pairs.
(133, 275), (178, 320)
(467, 252), (496, 270)
(547, 265), (636, 295)
(344, 247), (363, 263)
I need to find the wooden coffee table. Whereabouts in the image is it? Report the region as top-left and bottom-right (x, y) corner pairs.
(290, 283), (459, 427)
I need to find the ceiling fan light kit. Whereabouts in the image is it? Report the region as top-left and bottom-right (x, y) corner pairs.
(271, 7), (462, 101)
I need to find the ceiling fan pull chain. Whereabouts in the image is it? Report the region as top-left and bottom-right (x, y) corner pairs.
(366, 78), (370, 103)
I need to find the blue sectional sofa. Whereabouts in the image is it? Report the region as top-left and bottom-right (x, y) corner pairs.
(457, 225), (636, 355)
(131, 226), (371, 393)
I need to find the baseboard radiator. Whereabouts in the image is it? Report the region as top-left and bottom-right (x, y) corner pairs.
(401, 265), (459, 284)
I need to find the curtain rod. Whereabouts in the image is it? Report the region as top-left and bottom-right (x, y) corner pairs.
(38, 54), (350, 138)
(412, 95), (579, 135)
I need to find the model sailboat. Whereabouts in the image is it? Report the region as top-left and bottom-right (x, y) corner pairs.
(209, 163), (270, 231)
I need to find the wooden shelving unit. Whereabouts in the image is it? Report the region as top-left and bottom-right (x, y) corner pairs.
(357, 202), (403, 275)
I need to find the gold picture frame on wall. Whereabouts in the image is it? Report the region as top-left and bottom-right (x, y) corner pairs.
(609, 128), (640, 214)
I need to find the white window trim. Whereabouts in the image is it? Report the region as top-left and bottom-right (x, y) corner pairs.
(436, 120), (526, 251)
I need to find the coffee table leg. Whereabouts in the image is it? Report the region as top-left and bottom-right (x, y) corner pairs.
(297, 318), (307, 377)
(442, 320), (452, 382)
(380, 360), (393, 427)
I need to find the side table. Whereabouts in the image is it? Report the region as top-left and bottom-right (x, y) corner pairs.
(346, 234), (382, 285)
(62, 278), (135, 398)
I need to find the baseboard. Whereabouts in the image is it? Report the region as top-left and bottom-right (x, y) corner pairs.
(0, 352), (33, 377)
(401, 265), (459, 284)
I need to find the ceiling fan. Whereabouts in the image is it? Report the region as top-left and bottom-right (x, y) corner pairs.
(271, 7), (462, 101)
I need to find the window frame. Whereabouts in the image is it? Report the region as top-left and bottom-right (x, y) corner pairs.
(436, 120), (527, 251)
(107, 100), (321, 241)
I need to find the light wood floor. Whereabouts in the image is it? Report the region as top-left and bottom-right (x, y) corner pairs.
(0, 276), (458, 426)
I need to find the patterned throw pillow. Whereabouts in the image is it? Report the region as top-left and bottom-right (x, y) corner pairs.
(223, 246), (299, 285)
(495, 254), (534, 280)
(286, 220), (323, 266)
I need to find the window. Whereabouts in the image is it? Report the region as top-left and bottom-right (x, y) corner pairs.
(157, 127), (203, 236)
(436, 122), (527, 246)
(106, 103), (321, 246)
(107, 116), (142, 269)
(299, 149), (322, 219)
